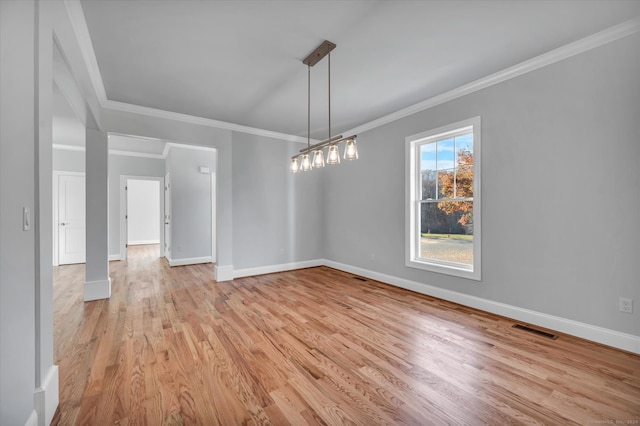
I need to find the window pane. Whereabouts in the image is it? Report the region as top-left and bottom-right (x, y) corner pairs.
(420, 144), (436, 172)
(421, 171), (436, 200)
(455, 133), (473, 168)
(455, 166), (473, 198)
(437, 138), (454, 170)
(419, 201), (473, 266)
(438, 170), (454, 199)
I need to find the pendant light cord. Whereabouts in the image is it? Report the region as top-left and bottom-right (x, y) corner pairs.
(328, 52), (331, 140)
(307, 64), (311, 150)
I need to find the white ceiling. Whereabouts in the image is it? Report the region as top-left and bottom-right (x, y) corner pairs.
(72, 0), (640, 142)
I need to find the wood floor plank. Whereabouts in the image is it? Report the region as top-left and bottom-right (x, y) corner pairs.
(51, 245), (640, 425)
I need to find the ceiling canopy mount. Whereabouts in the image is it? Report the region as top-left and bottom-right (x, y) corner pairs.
(302, 40), (336, 67)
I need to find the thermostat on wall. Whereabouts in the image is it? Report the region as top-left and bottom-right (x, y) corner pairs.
(199, 166), (210, 174)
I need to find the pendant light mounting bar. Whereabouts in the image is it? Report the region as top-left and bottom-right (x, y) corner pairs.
(298, 134), (343, 154)
(295, 134), (357, 157)
(303, 40), (336, 67)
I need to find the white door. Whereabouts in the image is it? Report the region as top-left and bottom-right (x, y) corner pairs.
(164, 173), (171, 259)
(58, 174), (86, 264)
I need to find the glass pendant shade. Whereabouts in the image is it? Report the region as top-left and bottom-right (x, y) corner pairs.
(344, 138), (359, 160)
(327, 145), (340, 165)
(300, 154), (312, 171)
(290, 157), (300, 173)
(313, 150), (325, 168)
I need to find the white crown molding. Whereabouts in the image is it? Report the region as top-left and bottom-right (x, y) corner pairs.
(162, 142), (216, 159)
(162, 143), (171, 159)
(65, 3), (640, 145)
(109, 149), (165, 159)
(103, 100), (314, 144)
(53, 143), (169, 159)
(108, 131), (167, 143)
(54, 141), (221, 159)
(166, 142), (217, 152)
(52, 143), (85, 152)
(345, 17), (640, 137)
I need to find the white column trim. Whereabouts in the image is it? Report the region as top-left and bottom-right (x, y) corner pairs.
(33, 365), (58, 426)
(214, 265), (234, 282)
(84, 277), (111, 302)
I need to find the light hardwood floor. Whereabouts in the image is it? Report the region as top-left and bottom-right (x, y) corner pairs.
(52, 245), (640, 425)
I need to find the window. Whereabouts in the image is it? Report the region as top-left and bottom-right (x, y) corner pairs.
(406, 117), (481, 280)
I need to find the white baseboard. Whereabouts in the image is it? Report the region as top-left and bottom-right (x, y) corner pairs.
(84, 277), (111, 301)
(108, 254), (121, 261)
(34, 365), (59, 426)
(128, 240), (160, 245)
(323, 260), (640, 355)
(25, 410), (38, 426)
(169, 256), (213, 267)
(214, 264), (234, 282)
(234, 259), (324, 279)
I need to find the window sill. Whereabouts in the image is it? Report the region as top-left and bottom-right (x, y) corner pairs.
(406, 258), (481, 281)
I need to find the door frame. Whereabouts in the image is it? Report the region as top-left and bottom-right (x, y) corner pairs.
(52, 170), (85, 266)
(119, 175), (164, 261)
(211, 171), (216, 263)
(164, 172), (171, 260)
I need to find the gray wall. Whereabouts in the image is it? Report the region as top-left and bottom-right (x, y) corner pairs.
(324, 32), (640, 336)
(0, 1), (37, 423)
(108, 155), (165, 256)
(167, 146), (216, 261)
(53, 148), (85, 172)
(231, 132), (323, 269)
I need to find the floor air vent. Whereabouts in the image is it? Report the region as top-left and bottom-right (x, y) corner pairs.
(352, 276), (368, 282)
(512, 324), (559, 340)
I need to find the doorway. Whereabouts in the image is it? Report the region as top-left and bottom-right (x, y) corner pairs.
(119, 176), (164, 260)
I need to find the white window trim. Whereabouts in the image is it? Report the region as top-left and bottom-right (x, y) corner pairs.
(405, 116), (482, 281)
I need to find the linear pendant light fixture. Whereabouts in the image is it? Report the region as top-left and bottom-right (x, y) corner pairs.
(291, 40), (358, 173)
